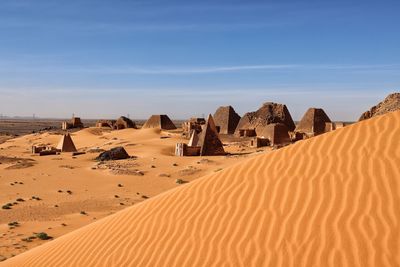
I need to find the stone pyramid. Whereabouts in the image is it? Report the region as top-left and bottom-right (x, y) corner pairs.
(188, 130), (199, 147)
(213, 105), (241, 134)
(295, 108), (331, 136)
(142, 115), (176, 130)
(198, 114), (225, 156)
(56, 133), (77, 152)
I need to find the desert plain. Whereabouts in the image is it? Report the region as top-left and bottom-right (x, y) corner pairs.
(0, 93), (400, 267)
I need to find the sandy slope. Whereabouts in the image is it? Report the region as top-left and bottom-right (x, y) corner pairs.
(0, 127), (258, 260)
(3, 111), (400, 267)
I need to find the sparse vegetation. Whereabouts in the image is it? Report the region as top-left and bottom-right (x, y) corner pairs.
(8, 221), (20, 228)
(36, 232), (52, 240)
(175, 179), (185, 184)
(16, 198), (24, 202)
(2, 203), (12, 209)
(21, 236), (36, 243)
(80, 211), (87, 215)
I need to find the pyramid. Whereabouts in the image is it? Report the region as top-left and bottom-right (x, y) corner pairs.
(142, 115), (176, 130)
(56, 133), (77, 152)
(213, 105), (241, 134)
(197, 114), (225, 156)
(235, 102), (295, 136)
(115, 116), (136, 130)
(188, 130), (199, 147)
(295, 108), (332, 136)
(359, 92), (400, 121)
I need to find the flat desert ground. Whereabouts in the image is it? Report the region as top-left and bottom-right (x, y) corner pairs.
(0, 126), (262, 262)
(1, 110), (399, 266)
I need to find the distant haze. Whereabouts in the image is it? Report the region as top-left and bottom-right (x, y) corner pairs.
(0, 1), (399, 121)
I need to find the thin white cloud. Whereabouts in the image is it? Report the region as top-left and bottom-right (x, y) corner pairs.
(1, 63), (399, 75)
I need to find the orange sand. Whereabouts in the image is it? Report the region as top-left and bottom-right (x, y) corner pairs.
(0, 127), (258, 260)
(2, 111), (400, 266)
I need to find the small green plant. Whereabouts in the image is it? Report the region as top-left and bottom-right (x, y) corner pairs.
(175, 179), (185, 184)
(36, 232), (52, 240)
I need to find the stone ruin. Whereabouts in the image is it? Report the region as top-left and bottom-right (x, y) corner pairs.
(237, 129), (257, 137)
(295, 108), (332, 137)
(142, 115), (177, 130)
(96, 119), (116, 128)
(213, 105), (241, 134)
(175, 114), (225, 156)
(31, 145), (59, 156)
(62, 116), (84, 130)
(115, 116), (136, 130)
(31, 133), (78, 156)
(259, 123), (291, 147)
(359, 92), (400, 121)
(96, 116), (136, 130)
(235, 102), (295, 138)
(182, 117), (206, 137)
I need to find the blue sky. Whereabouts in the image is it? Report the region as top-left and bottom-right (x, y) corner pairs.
(0, 0), (399, 120)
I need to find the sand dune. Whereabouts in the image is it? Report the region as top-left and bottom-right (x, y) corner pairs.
(1, 126), (256, 260)
(3, 111), (400, 267)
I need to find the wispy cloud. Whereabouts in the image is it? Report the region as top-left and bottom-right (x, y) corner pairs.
(1, 63), (399, 75)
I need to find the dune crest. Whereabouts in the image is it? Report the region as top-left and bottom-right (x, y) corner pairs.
(3, 111), (400, 267)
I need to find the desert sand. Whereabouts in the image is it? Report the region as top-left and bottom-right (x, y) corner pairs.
(0, 126), (260, 261)
(2, 110), (399, 266)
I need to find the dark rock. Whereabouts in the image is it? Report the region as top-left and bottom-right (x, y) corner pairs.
(96, 147), (130, 161)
